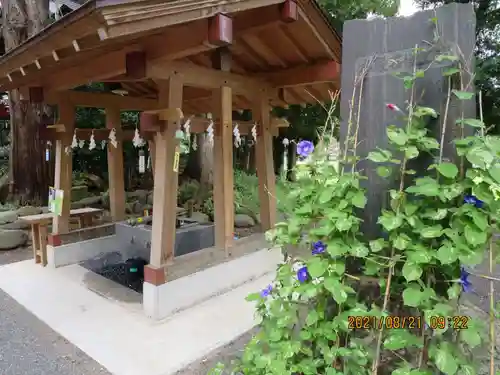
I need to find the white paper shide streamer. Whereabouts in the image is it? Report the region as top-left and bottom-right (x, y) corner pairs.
(233, 123), (241, 148)
(88, 131), (96, 150)
(132, 128), (145, 148)
(108, 128), (118, 148)
(251, 123), (257, 143)
(71, 130), (78, 149)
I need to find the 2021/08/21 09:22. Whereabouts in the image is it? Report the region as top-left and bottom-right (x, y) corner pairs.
(348, 316), (422, 329)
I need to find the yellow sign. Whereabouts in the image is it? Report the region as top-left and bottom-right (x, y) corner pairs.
(173, 151), (180, 172)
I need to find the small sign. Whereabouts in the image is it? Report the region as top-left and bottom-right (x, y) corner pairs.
(48, 187), (64, 216)
(173, 150), (180, 172)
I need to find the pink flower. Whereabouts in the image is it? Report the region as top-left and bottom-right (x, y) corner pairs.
(386, 103), (400, 111)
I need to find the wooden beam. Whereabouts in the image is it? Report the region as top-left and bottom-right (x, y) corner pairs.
(52, 99), (75, 234)
(150, 75), (184, 267)
(212, 48), (234, 253)
(254, 95), (277, 230)
(125, 51), (146, 79)
(44, 90), (158, 110)
(106, 107), (126, 221)
(260, 60), (340, 88)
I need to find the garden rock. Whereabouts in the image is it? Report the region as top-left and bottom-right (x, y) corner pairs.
(234, 214), (255, 228)
(75, 196), (102, 207)
(190, 211), (210, 224)
(126, 190), (149, 204)
(0, 229), (28, 250)
(0, 211), (18, 225)
(16, 205), (43, 216)
(0, 219), (30, 230)
(71, 185), (89, 202)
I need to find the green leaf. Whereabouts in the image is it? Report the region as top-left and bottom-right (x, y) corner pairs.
(437, 162), (459, 179)
(367, 150), (390, 163)
(456, 118), (485, 128)
(436, 54), (458, 62)
(452, 90), (474, 100)
(458, 365), (477, 375)
(305, 309), (319, 326)
(488, 164), (500, 184)
(404, 145), (419, 159)
(318, 187), (335, 204)
(460, 329), (481, 348)
(376, 166), (392, 177)
(378, 211), (403, 231)
(308, 257), (328, 278)
(406, 182), (440, 197)
(350, 242), (369, 257)
(466, 147), (494, 169)
(402, 262), (423, 281)
(384, 329), (420, 350)
(443, 67), (460, 76)
(403, 286), (423, 307)
(447, 284), (461, 299)
(393, 234), (411, 250)
(387, 127), (409, 146)
(351, 191), (367, 208)
(414, 106), (438, 118)
(470, 210), (488, 231)
(324, 277), (348, 304)
(434, 345), (459, 374)
(369, 238), (386, 253)
(437, 244), (459, 265)
(464, 225), (487, 246)
(421, 225), (443, 238)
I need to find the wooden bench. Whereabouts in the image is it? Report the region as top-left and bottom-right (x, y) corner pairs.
(20, 207), (104, 266)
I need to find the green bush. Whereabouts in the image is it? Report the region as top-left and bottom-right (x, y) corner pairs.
(213, 25), (498, 375)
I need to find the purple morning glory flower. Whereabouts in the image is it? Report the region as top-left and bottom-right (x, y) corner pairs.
(459, 267), (473, 293)
(260, 284), (272, 298)
(296, 140), (314, 158)
(297, 266), (309, 283)
(312, 240), (326, 255)
(464, 195), (484, 208)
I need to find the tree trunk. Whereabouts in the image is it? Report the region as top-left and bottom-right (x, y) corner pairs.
(3, 0), (53, 205)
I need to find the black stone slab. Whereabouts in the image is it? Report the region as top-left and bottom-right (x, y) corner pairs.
(339, 3), (476, 239)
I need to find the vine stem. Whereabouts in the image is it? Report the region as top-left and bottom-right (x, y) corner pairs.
(438, 76), (452, 164)
(371, 44), (418, 375)
(479, 90), (496, 375)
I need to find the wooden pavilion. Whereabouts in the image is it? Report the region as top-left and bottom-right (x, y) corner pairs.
(0, 0), (341, 286)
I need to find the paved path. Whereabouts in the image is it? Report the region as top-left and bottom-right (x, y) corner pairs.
(0, 248), (111, 375)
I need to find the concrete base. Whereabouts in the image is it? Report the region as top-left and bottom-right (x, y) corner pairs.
(0, 259), (272, 375)
(47, 221), (215, 269)
(144, 247), (282, 320)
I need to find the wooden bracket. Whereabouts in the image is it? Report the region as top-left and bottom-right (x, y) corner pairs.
(208, 13), (233, 46)
(144, 108), (184, 122)
(280, 0), (299, 23)
(140, 113), (163, 132)
(47, 124), (66, 132)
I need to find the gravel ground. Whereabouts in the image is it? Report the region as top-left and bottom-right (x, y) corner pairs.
(0, 247), (111, 375)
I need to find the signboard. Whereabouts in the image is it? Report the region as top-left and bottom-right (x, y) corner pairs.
(48, 187), (64, 216)
(173, 146), (180, 173)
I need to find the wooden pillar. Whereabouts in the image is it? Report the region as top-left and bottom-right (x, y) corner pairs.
(106, 107), (126, 221)
(254, 95), (277, 231)
(149, 74), (183, 268)
(52, 99), (75, 234)
(212, 48), (234, 253)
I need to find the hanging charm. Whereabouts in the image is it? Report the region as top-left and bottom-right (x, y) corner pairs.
(101, 140), (107, 149)
(45, 141), (51, 161)
(233, 123), (241, 148)
(108, 128), (118, 148)
(88, 131), (96, 150)
(183, 116), (192, 139)
(175, 129), (184, 140)
(192, 134), (198, 151)
(78, 139), (85, 148)
(138, 149), (146, 174)
(71, 130), (78, 149)
(206, 120), (214, 147)
(251, 123), (258, 143)
(132, 127), (145, 148)
(282, 138), (290, 147)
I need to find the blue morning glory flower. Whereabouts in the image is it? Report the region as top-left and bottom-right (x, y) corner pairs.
(464, 195), (484, 208)
(296, 140), (314, 158)
(459, 267), (473, 293)
(312, 240), (327, 255)
(297, 266), (309, 283)
(260, 284), (272, 298)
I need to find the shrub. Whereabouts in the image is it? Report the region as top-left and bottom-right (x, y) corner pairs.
(214, 21), (498, 375)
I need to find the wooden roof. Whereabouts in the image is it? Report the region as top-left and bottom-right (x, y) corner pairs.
(0, 0), (342, 113)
